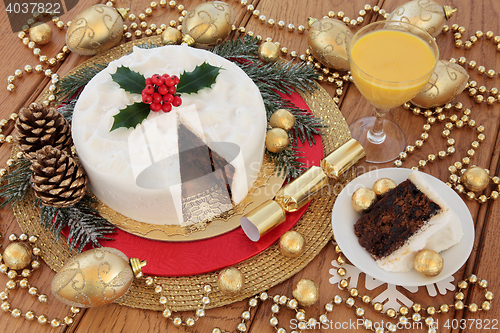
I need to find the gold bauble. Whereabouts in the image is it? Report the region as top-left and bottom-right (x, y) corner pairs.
(307, 17), (352, 70)
(269, 109), (295, 132)
(388, 0), (457, 37)
(29, 23), (52, 45)
(217, 267), (245, 295)
(66, 5), (124, 56)
(414, 249), (444, 277)
(3, 243), (32, 270)
(292, 278), (319, 307)
(161, 27), (182, 45)
(279, 231), (306, 258)
(412, 60), (469, 108)
(372, 178), (397, 197)
(181, 1), (233, 46)
(51, 248), (134, 307)
(462, 166), (490, 192)
(258, 42), (280, 63)
(351, 187), (377, 214)
(265, 128), (289, 153)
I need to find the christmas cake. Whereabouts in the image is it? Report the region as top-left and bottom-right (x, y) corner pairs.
(71, 45), (267, 226)
(354, 172), (462, 272)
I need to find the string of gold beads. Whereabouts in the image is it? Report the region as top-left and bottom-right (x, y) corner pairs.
(107, 0), (186, 40)
(146, 276), (211, 327)
(395, 102), (498, 203)
(0, 232), (79, 327)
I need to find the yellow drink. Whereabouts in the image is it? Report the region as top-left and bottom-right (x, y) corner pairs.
(350, 29), (436, 110)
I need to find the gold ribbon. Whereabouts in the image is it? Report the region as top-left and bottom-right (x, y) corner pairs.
(241, 138), (365, 241)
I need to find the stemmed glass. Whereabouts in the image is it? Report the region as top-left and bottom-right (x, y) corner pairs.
(348, 21), (439, 163)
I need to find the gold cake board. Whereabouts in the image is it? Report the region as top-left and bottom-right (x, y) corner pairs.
(13, 37), (353, 312)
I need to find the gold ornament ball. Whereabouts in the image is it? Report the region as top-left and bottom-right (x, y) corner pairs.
(387, 0), (456, 37)
(51, 248), (134, 307)
(279, 231), (306, 258)
(258, 41), (280, 63)
(292, 278), (319, 307)
(372, 178), (397, 197)
(181, 1), (233, 46)
(161, 27), (182, 45)
(217, 267), (245, 295)
(66, 5), (124, 56)
(414, 249), (444, 277)
(3, 243), (32, 270)
(265, 128), (289, 153)
(307, 17), (352, 70)
(351, 187), (377, 214)
(29, 23), (52, 45)
(412, 61), (469, 108)
(269, 109), (295, 132)
(462, 166), (490, 192)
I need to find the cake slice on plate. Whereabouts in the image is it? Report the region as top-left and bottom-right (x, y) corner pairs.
(354, 171), (463, 272)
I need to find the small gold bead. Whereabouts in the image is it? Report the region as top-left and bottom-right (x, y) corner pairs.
(412, 303), (421, 313)
(298, 25), (305, 33)
(455, 40), (463, 47)
(38, 314), (48, 324)
(464, 41), (472, 49)
(337, 11), (344, 19)
(427, 306), (436, 315)
(469, 60), (477, 69)
(482, 301), (492, 311)
(467, 192), (476, 200)
(468, 303), (478, 312)
(362, 295), (371, 303)
(328, 11), (335, 18)
(386, 308), (396, 318)
(135, 30), (142, 37)
(475, 95), (484, 103)
(373, 302), (383, 311)
(399, 306), (409, 316)
(479, 279), (488, 288)
(440, 304), (449, 313)
(454, 300), (464, 310)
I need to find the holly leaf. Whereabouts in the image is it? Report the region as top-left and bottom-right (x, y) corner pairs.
(111, 66), (146, 94)
(177, 62), (222, 94)
(110, 102), (150, 131)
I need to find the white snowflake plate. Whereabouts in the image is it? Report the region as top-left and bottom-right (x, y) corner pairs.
(331, 168), (474, 287)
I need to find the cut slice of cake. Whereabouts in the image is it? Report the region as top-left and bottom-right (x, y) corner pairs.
(354, 171), (463, 272)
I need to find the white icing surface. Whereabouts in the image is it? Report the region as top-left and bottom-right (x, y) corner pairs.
(377, 172), (463, 272)
(72, 45), (267, 225)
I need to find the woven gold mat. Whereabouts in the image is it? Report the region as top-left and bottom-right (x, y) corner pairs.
(13, 37), (353, 311)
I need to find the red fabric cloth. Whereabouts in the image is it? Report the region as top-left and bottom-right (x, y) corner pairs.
(71, 93), (323, 276)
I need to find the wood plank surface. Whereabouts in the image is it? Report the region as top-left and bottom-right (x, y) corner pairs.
(0, 0), (498, 332)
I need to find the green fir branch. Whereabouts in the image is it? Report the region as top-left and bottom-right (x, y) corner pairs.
(57, 99), (77, 122)
(137, 42), (161, 50)
(267, 139), (306, 179)
(0, 157), (33, 209)
(55, 63), (107, 102)
(210, 35), (259, 59)
(38, 195), (116, 253)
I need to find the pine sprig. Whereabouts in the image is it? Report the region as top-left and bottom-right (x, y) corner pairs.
(267, 139), (307, 179)
(57, 99), (77, 122)
(0, 157), (33, 209)
(210, 35), (259, 59)
(55, 63), (107, 102)
(38, 195), (116, 253)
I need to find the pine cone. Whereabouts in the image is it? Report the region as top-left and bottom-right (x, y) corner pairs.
(31, 146), (88, 208)
(15, 103), (73, 160)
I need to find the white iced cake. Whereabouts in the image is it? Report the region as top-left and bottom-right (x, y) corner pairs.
(354, 172), (463, 272)
(71, 45), (267, 226)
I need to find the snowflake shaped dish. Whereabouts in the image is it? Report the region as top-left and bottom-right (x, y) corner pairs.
(331, 168), (474, 286)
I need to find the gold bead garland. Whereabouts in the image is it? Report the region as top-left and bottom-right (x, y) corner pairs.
(396, 101), (499, 203)
(0, 232), (80, 328)
(208, 241), (493, 333)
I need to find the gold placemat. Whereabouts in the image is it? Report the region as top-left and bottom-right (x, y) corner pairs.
(13, 37), (352, 311)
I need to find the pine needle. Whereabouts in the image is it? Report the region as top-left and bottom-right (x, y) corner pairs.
(38, 196), (116, 253)
(0, 157), (32, 209)
(55, 63), (107, 102)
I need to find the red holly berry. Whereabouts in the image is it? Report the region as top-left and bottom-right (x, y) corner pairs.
(162, 73), (170, 79)
(142, 94), (153, 104)
(143, 84), (154, 95)
(145, 78), (153, 86)
(172, 75), (179, 85)
(163, 94), (174, 104)
(150, 102), (162, 112)
(172, 96), (182, 107)
(157, 84), (169, 95)
(162, 103), (172, 113)
(151, 74), (164, 86)
(165, 76), (175, 87)
(152, 92), (162, 103)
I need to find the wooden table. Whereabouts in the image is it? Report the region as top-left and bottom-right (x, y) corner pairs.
(0, 0), (498, 332)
